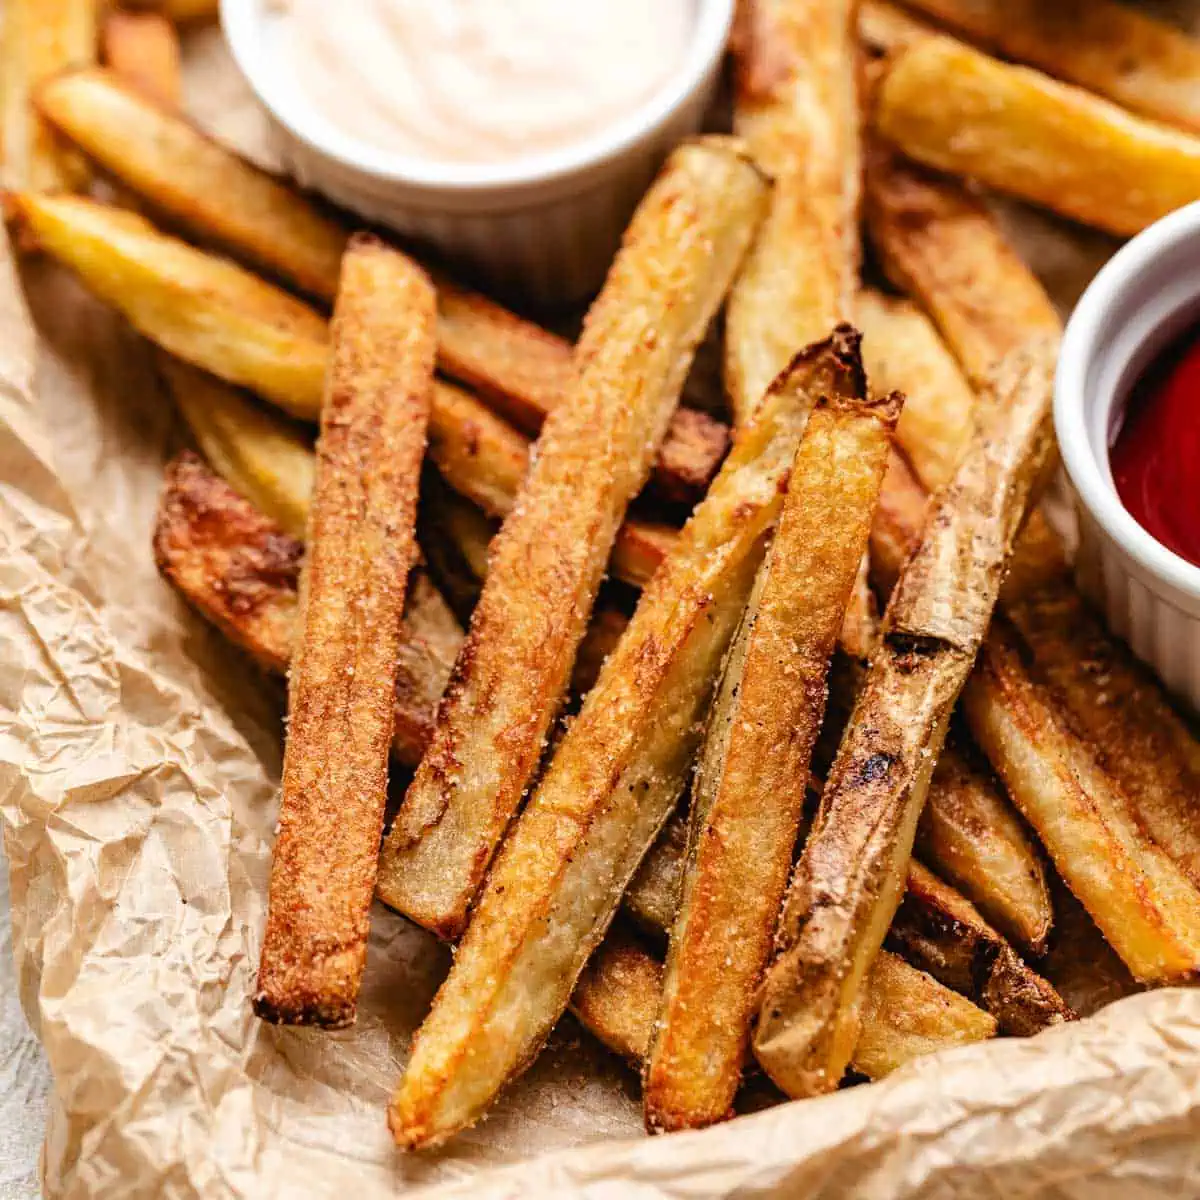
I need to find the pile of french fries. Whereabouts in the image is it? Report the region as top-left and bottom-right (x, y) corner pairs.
(8, 0), (1200, 1153)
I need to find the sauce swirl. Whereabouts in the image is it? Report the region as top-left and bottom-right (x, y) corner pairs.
(1111, 322), (1200, 568)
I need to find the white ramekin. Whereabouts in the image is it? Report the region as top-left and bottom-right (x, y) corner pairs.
(220, 0), (734, 307)
(1056, 200), (1200, 711)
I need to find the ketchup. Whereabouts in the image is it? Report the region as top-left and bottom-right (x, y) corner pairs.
(1111, 324), (1200, 569)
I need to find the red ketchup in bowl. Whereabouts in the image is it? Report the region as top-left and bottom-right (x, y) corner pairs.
(1111, 324), (1200, 569)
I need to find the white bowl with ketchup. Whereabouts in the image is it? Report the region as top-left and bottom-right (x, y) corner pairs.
(221, 0), (735, 307)
(1057, 200), (1200, 710)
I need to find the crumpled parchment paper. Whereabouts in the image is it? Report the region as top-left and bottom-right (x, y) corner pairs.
(4, 14), (1200, 1200)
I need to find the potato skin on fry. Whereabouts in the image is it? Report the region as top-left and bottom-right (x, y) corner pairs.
(873, 35), (1200, 239)
(378, 139), (768, 944)
(255, 240), (436, 1028)
(644, 370), (901, 1132)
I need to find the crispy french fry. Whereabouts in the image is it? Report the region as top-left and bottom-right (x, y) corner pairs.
(8, 192), (332, 416)
(645, 379), (901, 1131)
(857, 288), (976, 492)
(101, 11), (181, 110)
(36, 68), (348, 299)
(153, 453), (459, 770)
(725, 0), (860, 426)
(254, 240), (436, 1027)
(900, 0), (1200, 135)
(388, 330), (859, 1150)
(159, 358), (315, 541)
(0, 0), (94, 193)
(35, 71), (727, 501)
(890, 861), (1072, 1035)
(873, 34), (1200, 239)
(864, 150), (1062, 390)
(378, 140), (768, 945)
(857, 0), (937, 54)
(755, 337), (1057, 1099)
(965, 620), (1200, 984)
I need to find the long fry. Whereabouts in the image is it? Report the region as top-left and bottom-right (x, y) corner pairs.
(724, 0), (860, 426)
(101, 11), (181, 110)
(0, 0), (94, 193)
(378, 141), (768, 943)
(36, 71), (727, 501)
(645, 378), (900, 1131)
(899, 0), (1200, 135)
(254, 240), (435, 1027)
(873, 34), (1200, 238)
(754, 335), (1057, 1099)
(389, 331), (861, 1149)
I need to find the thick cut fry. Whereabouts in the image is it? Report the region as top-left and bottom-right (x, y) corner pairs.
(755, 340), (1057, 1099)
(645, 382), (901, 1132)
(725, 0), (860, 426)
(864, 151), (1062, 389)
(101, 12), (181, 110)
(0, 0), (94, 193)
(873, 35), (1200, 239)
(153, 453), (459, 773)
(900, 0), (1200, 135)
(965, 621), (1200, 984)
(857, 289), (975, 492)
(378, 141), (768, 944)
(436, 282), (729, 504)
(36, 68), (348, 299)
(254, 241), (436, 1027)
(159, 358), (315, 541)
(890, 861), (1072, 1035)
(8, 193), (332, 416)
(388, 331), (860, 1150)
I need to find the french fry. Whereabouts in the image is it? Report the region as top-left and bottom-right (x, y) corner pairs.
(388, 331), (861, 1150)
(35, 71), (727, 501)
(872, 34), (1200, 239)
(864, 150), (1062, 390)
(153, 453), (459, 770)
(254, 240), (436, 1027)
(899, 0), (1200, 135)
(725, 0), (861, 426)
(857, 288), (975, 492)
(965, 620), (1200, 984)
(378, 140), (768, 945)
(0, 0), (94, 193)
(857, 0), (937, 54)
(754, 336), (1057, 1099)
(101, 11), (181, 110)
(890, 861), (1073, 1035)
(645, 377), (901, 1131)
(625, 813), (688, 937)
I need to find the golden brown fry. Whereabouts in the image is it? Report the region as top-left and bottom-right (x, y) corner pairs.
(917, 736), (1050, 952)
(153, 453), (460, 770)
(388, 331), (858, 1150)
(36, 68), (348, 299)
(159, 357), (315, 541)
(254, 240), (435, 1027)
(873, 34), (1200, 239)
(864, 150), (1062, 389)
(966, 622), (1200, 984)
(900, 0), (1200, 135)
(755, 339), (1057, 1099)
(9, 192), (332, 416)
(435, 281), (729, 504)
(891, 861), (1072, 1035)
(645, 380), (901, 1132)
(101, 11), (181, 110)
(857, 0), (937, 54)
(857, 288), (976, 492)
(0, 0), (94, 193)
(850, 950), (996, 1079)
(378, 140), (768, 946)
(725, 0), (860, 426)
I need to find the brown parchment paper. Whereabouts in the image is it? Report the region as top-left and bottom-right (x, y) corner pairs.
(5, 13), (1200, 1200)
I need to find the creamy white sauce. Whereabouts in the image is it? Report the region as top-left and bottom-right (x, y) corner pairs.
(277, 0), (693, 165)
